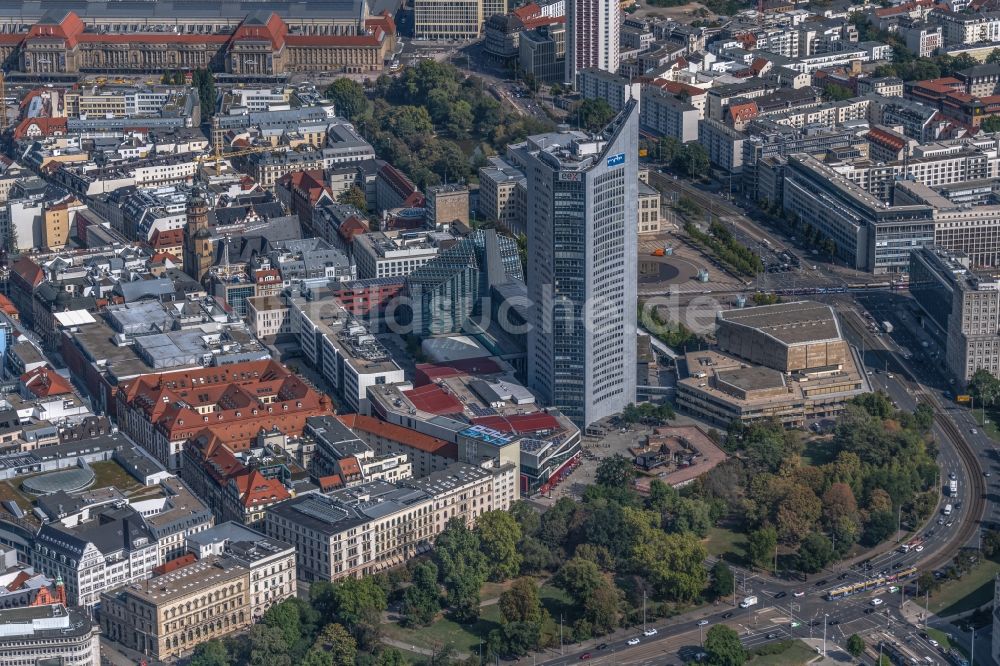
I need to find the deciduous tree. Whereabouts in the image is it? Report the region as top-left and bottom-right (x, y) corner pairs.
(704, 624), (746, 666)
(475, 510), (522, 581)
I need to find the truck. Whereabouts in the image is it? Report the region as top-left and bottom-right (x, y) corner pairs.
(882, 321), (894, 334)
(739, 595), (758, 608)
(949, 480), (958, 497)
(943, 504), (953, 516)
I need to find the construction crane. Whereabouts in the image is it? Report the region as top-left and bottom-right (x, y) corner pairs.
(193, 143), (281, 176)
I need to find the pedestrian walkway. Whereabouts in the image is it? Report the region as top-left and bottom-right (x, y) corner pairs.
(381, 636), (471, 661)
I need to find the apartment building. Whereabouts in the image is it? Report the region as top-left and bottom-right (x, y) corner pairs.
(413, 0), (484, 40)
(576, 69), (641, 113)
(640, 85), (700, 142)
(935, 10), (1000, 45)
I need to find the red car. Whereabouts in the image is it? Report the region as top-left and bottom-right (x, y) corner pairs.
(579, 653), (592, 660)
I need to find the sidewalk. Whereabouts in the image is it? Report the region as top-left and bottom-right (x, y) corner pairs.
(381, 636), (471, 661)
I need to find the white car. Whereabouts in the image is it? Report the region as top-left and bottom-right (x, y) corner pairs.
(915, 545), (924, 552)
(793, 591), (805, 597)
(643, 628), (658, 637)
(971, 428), (978, 435)
(698, 620), (709, 626)
(627, 638), (641, 646)
(871, 598), (883, 606)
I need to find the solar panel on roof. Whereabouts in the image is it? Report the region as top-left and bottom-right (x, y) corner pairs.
(293, 496), (349, 524)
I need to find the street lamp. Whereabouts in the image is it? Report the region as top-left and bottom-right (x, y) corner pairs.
(822, 613), (828, 657)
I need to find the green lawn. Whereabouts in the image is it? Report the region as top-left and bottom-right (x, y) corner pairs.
(924, 628), (952, 651)
(972, 409), (1000, 441)
(539, 583), (572, 621)
(90, 461), (143, 495)
(801, 437), (836, 466)
(704, 526), (747, 565)
(929, 560), (1000, 616)
(381, 604), (502, 656)
(748, 639), (817, 665)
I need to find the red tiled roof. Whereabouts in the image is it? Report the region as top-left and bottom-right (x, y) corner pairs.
(317, 474), (344, 491)
(149, 227), (184, 249)
(867, 127), (906, 152)
(231, 12), (288, 50)
(727, 101), (758, 123)
(13, 117), (67, 140)
(153, 553), (197, 575)
(5, 572), (30, 591)
(0, 294), (18, 318)
(21, 366), (74, 398)
(338, 456), (362, 477)
(10, 257), (44, 288)
(338, 414), (458, 457)
(118, 359), (332, 444)
(235, 469), (290, 508)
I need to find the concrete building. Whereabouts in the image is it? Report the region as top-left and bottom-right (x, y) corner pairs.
(676, 301), (868, 426)
(638, 181), (661, 234)
(522, 101), (638, 427)
(0, 604), (100, 666)
(413, 0), (483, 40)
(353, 231), (442, 280)
(780, 154), (934, 273)
(565, 0), (619, 84)
(576, 68), (641, 113)
(477, 157), (526, 234)
(426, 184), (470, 227)
(640, 85), (700, 142)
(288, 294), (405, 413)
(910, 247), (1000, 385)
(699, 118), (745, 175)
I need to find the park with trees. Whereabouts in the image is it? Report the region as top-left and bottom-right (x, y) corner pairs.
(324, 61), (554, 191)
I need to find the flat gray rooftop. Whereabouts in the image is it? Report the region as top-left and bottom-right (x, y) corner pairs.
(716, 366), (786, 392)
(719, 301), (841, 346)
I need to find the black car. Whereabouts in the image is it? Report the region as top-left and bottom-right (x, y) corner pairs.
(774, 592), (787, 599)
(814, 579), (828, 587)
(808, 620), (820, 627)
(864, 608), (875, 615)
(838, 573), (849, 580)
(721, 612), (733, 619)
(893, 562), (903, 570)
(597, 644), (608, 651)
(766, 633), (778, 640)
(829, 619), (839, 626)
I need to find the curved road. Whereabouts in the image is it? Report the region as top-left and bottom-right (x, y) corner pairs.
(534, 296), (988, 666)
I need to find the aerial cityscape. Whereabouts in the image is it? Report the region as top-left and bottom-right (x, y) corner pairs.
(0, 0), (997, 664)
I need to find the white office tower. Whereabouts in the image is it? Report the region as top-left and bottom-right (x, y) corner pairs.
(566, 0), (621, 85)
(522, 99), (638, 428)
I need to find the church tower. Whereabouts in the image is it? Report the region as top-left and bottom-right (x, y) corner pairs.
(183, 188), (214, 283)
